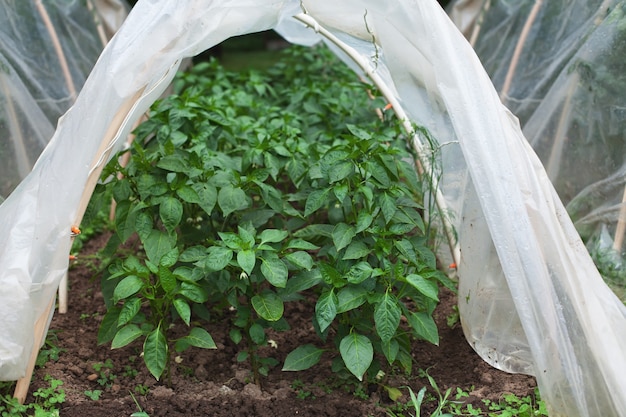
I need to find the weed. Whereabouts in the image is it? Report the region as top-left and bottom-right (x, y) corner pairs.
(92, 359), (116, 387)
(84, 389), (102, 400)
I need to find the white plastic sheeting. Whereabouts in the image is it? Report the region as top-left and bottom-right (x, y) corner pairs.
(0, 0), (128, 199)
(0, 1), (624, 416)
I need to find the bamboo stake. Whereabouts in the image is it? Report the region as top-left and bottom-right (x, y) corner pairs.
(35, 0), (77, 101)
(86, 0), (110, 48)
(499, 0), (543, 103)
(13, 297), (56, 404)
(293, 13), (460, 265)
(469, 0), (491, 47)
(613, 185), (626, 253)
(0, 75), (31, 179)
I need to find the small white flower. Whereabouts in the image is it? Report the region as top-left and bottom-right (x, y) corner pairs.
(268, 339), (278, 349)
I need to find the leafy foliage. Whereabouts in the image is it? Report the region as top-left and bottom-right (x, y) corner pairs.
(96, 45), (452, 382)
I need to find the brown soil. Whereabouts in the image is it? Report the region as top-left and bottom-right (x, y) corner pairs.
(27, 233), (537, 416)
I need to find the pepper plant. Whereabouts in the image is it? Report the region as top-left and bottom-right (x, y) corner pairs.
(95, 45), (453, 383)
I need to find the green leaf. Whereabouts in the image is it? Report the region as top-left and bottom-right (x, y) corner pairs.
(179, 282), (209, 303)
(336, 286), (367, 313)
(304, 188), (330, 217)
(98, 307), (121, 345)
(118, 297), (142, 327)
(332, 223), (356, 252)
(328, 160), (353, 183)
(379, 193), (397, 224)
(407, 312), (439, 345)
(143, 230), (175, 265)
(293, 224), (334, 239)
(285, 239), (320, 251)
(284, 251), (313, 270)
(144, 327), (168, 380)
(183, 327), (217, 349)
(342, 241), (370, 260)
(339, 333), (373, 381)
(173, 298), (191, 326)
(134, 211), (153, 242)
(113, 275), (144, 303)
(261, 254), (288, 288)
(157, 154), (189, 173)
(249, 323), (266, 344)
(355, 212), (373, 234)
(192, 183), (217, 216)
(259, 229), (289, 244)
(218, 185), (249, 217)
(283, 270), (322, 295)
(179, 246), (206, 262)
(406, 274), (439, 301)
(202, 246), (233, 271)
(381, 338), (399, 364)
(374, 293), (401, 343)
(319, 263), (343, 287)
(159, 247), (179, 268)
(160, 197), (183, 233)
(237, 250), (256, 275)
(315, 289), (337, 332)
(111, 324), (144, 349)
(345, 262), (373, 284)
(282, 344), (325, 371)
(176, 185), (201, 204)
(251, 291), (284, 321)
(158, 266), (177, 295)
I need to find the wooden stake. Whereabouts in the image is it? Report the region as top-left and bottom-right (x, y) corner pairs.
(13, 297), (56, 404)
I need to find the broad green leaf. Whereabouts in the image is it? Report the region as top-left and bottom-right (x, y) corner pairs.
(181, 327), (217, 349)
(406, 274), (439, 301)
(218, 231), (243, 250)
(192, 182), (217, 216)
(179, 282), (209, 303)
(339, 333), (373, 381)
(381, 339), (400, 364)
(259, 229), (289, 244)
(336, 286), (367, 313)
(238, 225), (256, 248)
(333, 184), (349, 203)
(202, 246), (233, 271)
(143, 230), (175, 265)
(319, 263), (343, 287)
(173, 298), (191, 326)
(282, 344), (325, 371)
(134, 211), (153, 242)
(113, 275), (143, 303)
(345, 262), (373, 284)
(332, 223), (356, 252)
(97, 306), (121, 345)
(395, 239), (417, 261)
(118, 297), (142, 327)
(374, 293), (401, 342)
(293, 224), (334, 239)
(176, 185), (201, 204)
(261, 254), (288, 288)
(346, 124), (371, 140)
(367, 160), (391, 188)
(285, 239), (319, 251)
(156, 154), (188, 173)
(249, 323), (266, 344)
(328, 160), (353, 183)
(379, 193), (397, 224)
(160, 197), (183, 233)
(218, 185), (249, 216)
(343, 241), (371, 260)
(355, 211), (373, 234)
(251, 292), (284, 321)
(144, 327), (168, 380)
(315, 289), (337, 332)
(159, 247), (179, 268)
(112, 324), (144, 349)
(237, 250), (256, 275)
(304, 188), (330, 217)
(407, 311), (439, 345)
(158, 266), (177, 295)
(179, 246), (206, 262)
(284, 251), (313, 270)
(283, 270), (322, 295)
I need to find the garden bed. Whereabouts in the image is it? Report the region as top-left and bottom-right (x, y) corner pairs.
(25, 234), (538, 417)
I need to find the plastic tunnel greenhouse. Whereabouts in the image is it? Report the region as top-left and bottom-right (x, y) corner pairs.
(0, 1), (625, 416)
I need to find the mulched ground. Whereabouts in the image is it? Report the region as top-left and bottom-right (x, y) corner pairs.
(27, 233), (537, 416)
